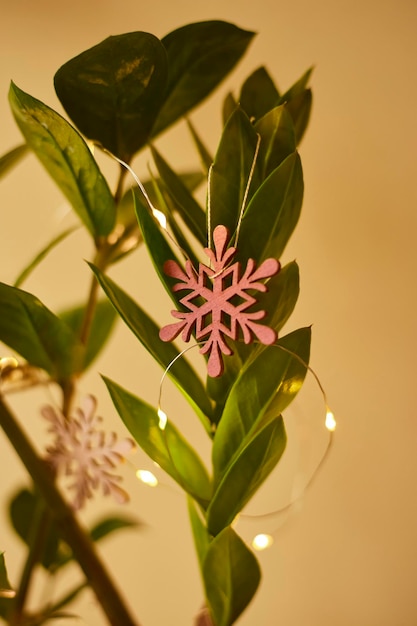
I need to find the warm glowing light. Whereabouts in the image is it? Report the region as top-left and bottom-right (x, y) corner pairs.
(157, 408), (167, 430)
(152, 208), (167, 230)
(0, 589), (16, 599)
(0, 357), (19, 371)
(136, 469), (158, 487)
(252, 533), (273, 551)
(325, 410), (336, 432)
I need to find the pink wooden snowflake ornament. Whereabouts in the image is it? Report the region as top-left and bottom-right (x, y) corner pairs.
(159, 225), (280, 377)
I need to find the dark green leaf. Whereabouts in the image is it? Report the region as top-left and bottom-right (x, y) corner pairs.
(186, 118), (213, 171)
(203, 526), (261, 626)
(235, 152), (304, 264)
(208, 107), (260, 241)
(152, 21), (255, 136)
(14, 226), (79, 288)
(9, 83), (115, 237)
(255, 105), (296, 179)
(257, 260), (300, 336)
(90, 515), (139, 542)
(91, 266), (213, 431)
(212, 327), (311, 482)
(150, 146), (206, 245)
(59, 298), (117, 370)
(279, 68), (313, 144)
(0, 144), (28, 179)
(207, 415), (286, 535)
(0, 282), (84, 378)
(54, 32), (168, 161)
(239, 66), (280, 121)
(103, 377), (212, 507)
(222, 92), (238, 125)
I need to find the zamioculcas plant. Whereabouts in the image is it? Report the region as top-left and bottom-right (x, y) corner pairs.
(0, 20), (315, 626)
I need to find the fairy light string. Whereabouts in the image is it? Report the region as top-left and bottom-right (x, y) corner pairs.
(100, 146), (336, 550)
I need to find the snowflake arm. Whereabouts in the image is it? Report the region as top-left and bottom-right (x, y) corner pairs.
(159, 225), (280, 377)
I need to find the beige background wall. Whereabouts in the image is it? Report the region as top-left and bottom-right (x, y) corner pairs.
(1, 0), (417, 624)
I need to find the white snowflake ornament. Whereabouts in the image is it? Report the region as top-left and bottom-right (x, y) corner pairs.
(159, 225), (280, 377)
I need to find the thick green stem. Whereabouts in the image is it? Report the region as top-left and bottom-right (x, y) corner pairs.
(0, 397), (140, 626)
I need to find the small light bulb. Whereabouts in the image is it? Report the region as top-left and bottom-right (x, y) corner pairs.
(136, 469), (158, 487)
(325, 409), (336, 432)
(152, 208), (167, 230)
(157, 408), (167, 430)
(0, 357), (18, 371)
(252, 533), (273, 551)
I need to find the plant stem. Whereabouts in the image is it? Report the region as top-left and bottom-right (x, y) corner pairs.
(0, 397), (141, 626)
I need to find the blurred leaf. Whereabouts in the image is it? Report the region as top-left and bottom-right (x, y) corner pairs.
(208, 107), (260, 241)
(54, 32), (168, 161)
(150, 146), (206, 245)
(186, 118), (213, 171)
(9, 83), (115, 237)
(0, 143), (28, 179)
(0, 282), (84, 378)
(9, 489), (68, 571)
(14, 226), (79, 288)
(203, 526), (260, 626)
(103, 377), (212, 507)
(255, 105), (296, 178)
(239, 66), (280, 121)
(279, 67), (313, 103)
(235, 152), (303, 264)
(89, 515), (139, 542)
(212, 327), (311, 482)
(91, 266), (213, 431)
(207, 415), (286, 535)
(0, 553), (14, 598)
(188, 496), (210, 574)
(59, 298), (117, 370)
(152, 21), (255, 136)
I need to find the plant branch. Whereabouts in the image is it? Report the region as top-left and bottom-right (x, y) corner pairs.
(0, 396), (141, 626)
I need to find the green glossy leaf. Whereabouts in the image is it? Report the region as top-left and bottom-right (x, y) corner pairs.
(54, 32), (168, 161)
(14, 226), (79, 288)
(103, 377), (212, 507)
(235, 152), (304, 264)
(150, 146), (206, 245)
(152, 21), (255, 136)
(255, 105), (296, 179)
(0, 282), (84, 378)
(188, 496), (210, 574)
(9, 83), (115, 237)
(0, 143), (28, 179)
(212, 327), (311, 482)
(90, 515), (140, 542)
(239, 66), (280, 121)
(0, 553), (14, 598)
(91, 266), (212, 431)
(207, 415), (286, 535)
(133, 192), (184, 307)
(208, 107), (260, 241)
(203, 526), (261, 626)
(59, 298), (117, 371)
(257, 260), (300, 336)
